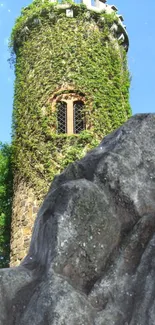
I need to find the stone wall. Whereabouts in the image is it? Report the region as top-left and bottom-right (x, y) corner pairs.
(10, 181), (39, 266)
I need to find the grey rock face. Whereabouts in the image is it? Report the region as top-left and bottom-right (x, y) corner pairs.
(1, 114), (155, 325)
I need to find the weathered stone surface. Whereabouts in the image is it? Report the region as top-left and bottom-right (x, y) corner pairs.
(1, 114), (155, 324)
(10, 182), (39, 266)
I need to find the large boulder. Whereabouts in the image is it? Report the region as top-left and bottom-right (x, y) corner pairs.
(1, 114), (155, 325)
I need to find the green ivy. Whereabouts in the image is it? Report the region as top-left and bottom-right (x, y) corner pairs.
(0, 143), (13, 267)
(10, 1), (131, 200)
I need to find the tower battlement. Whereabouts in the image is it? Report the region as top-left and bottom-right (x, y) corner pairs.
(45, 0), (128, 48)
(21, 0), (128, 50)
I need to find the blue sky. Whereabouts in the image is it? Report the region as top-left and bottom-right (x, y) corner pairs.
(0, 0), (155, 143)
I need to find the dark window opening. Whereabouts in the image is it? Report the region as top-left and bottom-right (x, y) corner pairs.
(57, 101), (67, 134)
(73, 100), (85, 134)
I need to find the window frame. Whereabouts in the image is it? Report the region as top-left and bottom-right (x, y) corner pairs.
(56, 101), (67, 134)
(50, 91), (86, 135)
(73, 100), (85, 134)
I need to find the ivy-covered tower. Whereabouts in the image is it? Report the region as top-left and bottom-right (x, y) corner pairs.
(10, 0), (131, 266)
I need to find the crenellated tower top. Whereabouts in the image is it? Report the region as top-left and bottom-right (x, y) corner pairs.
(38, 0), (129, 49)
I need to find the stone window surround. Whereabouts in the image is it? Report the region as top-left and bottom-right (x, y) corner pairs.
(50, 91), (86, 135)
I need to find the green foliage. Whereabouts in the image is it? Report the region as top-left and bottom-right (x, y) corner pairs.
(0, 143), (13, 268)
(10, 1), (131, 200)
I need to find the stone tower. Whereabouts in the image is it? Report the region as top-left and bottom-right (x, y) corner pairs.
(10, 0), (131, 266)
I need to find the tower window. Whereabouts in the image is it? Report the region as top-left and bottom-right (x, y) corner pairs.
(57, 101), (67, 134)
(73, 100), (85, 134)
(51, 92), (86, 135)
